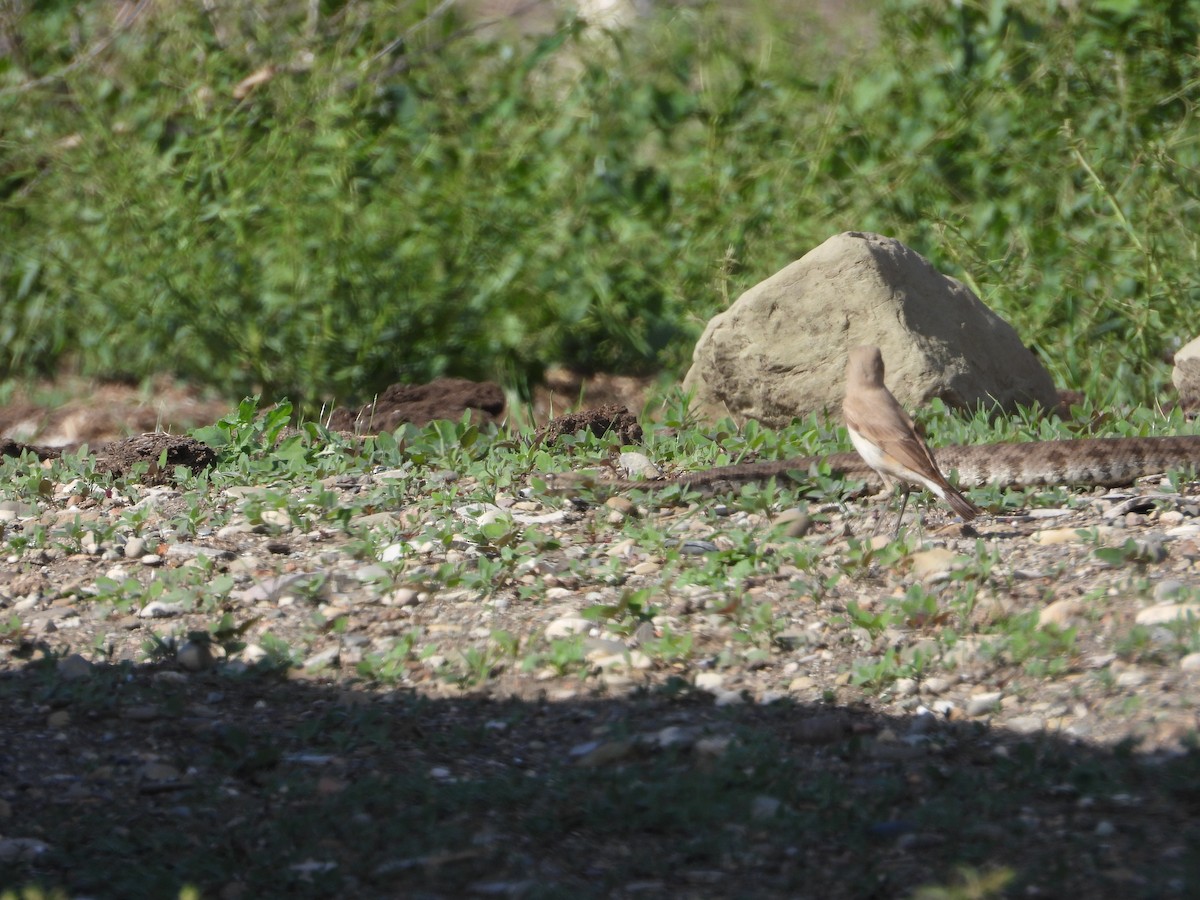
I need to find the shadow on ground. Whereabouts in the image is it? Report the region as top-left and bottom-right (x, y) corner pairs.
(2, 654), (1198, 899)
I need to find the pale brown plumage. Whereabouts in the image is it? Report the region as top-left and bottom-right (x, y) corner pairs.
(842, 345), (979, 527)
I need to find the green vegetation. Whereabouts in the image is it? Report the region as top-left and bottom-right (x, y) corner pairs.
(2, 0), (1198, 409)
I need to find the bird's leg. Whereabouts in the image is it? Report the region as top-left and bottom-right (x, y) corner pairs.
(890, 485), (912, 539)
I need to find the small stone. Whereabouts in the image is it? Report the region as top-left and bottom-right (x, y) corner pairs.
(773, 508), (813, 538)
(694, 672), (724, 692)
(751, 795), (782, 820)
(177, 641), (215, 672)
(545, 616), (591, 639)
(0, 837), (50, 863)
(241, 645), (268, 665)
(1033, 526), (1116, 546)
(921, 676), (954, 695)
(1135, 603), (1200, 626)
(216, 523), (255, 539)
(1132, 537), (1168, 564)
(1180, 653), (1200, 672)
(0, 500), (36, 520)
(57, 653), (94, 681)
(140, 553), (164, 567)
(1154, 580), (1190, 602)
(1116, 669), (1147, 689)
(386, 588), (420, 607)
(966, 692), (1002, 717)
(139, 600), (185, 619)
(1007, 716), (1045, 734)
(260, 509), (292, 528)
(655, 726), (695, 749)
(123, 536), (147, 559)
(138, 762), (182, 783)
(572, 739), (634, 767)
(910, 548), (960, 581)
(694, 736), (733, 757)
(356, 563), (390, 582)
(604, 496), (638, 519)
(618, 452), (660, 479)
(1038, 598), (1083, 629)
(46, 710), (71, 729)
(303, 646), (340, 670)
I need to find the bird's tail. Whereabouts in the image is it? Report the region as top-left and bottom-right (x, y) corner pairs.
(940, 485), (979, 521)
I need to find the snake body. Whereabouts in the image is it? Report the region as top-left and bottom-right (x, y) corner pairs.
(552, 436), (1200, 494)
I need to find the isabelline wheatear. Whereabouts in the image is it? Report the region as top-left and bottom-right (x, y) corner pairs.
(842, 345), (979, 533)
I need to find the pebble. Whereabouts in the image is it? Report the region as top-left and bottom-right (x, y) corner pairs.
(139, 601), (185, 619)
(1033, 526), (1117, 545)
(772, 508), (813, 538)
(1153, 580), (1190, 602)
(1135, 603), (1200, 626)
(165, 542), (234, 561)
(138, 762), (182, 783)
(910, 548), (960, 581)
(694, 736), (733, 757)
(57, 653), (94, 681)
(259, 510), (292, 528)
(694, 672), (724, 691)
(544, 616), (591, 639)
(604, 497), (638, 519)
(1180, 653), (1200, 672)
(123, 536), (148, 559)
(177, 641), (216, 672)
(966, 692), (1002, 717)
(751, 795), (782, 820)
(1038, 598), (1084, 628)
(571, 739), (634, 767)
(0, 500), (36, 520)
(0, 838), (50, 863)
(386, 588), (420, 607)
(618, 452), (660, 479)
(242, 645), (268, 665)
(46, 710), (70, 729)
(1116, 670), (1147, 689)
(921, 676), (955, 695)
(654, 726), (695, 750)
(304, 647), (340, 670)
(1006, 716), (1045, 735)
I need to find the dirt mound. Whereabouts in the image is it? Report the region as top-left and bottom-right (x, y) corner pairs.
(533, 404), (642, 447)
(326, 378), (507, 432)
(1, 433), (216, 485)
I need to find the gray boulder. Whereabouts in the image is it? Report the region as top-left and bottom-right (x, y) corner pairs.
(683, 231), (1058, 427)
(1172, 335), (1200, 415)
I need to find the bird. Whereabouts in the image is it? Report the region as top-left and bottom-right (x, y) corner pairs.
(842, 345), (979, 534)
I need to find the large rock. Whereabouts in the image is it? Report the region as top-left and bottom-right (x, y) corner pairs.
(683, 232), (1058, 427)
(1172, 335), (1200, 415)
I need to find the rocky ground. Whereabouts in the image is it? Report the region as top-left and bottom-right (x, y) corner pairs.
(1, 379), (1199, 898)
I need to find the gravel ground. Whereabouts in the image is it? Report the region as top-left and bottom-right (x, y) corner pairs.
(2, 451), (1200, 897)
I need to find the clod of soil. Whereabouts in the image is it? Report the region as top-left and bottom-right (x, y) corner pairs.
(534, 403), (643, 447)
(325, 378), (506, 432)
